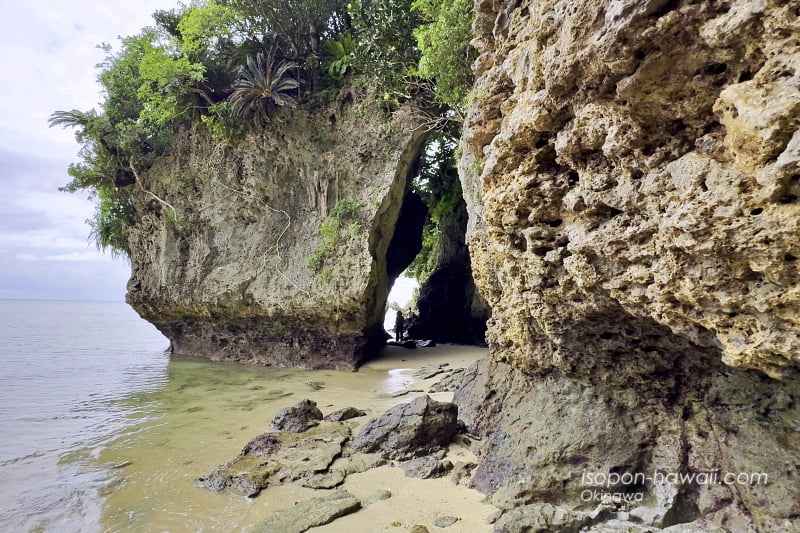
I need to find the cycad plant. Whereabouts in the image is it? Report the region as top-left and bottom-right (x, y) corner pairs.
(229, 51), (299, 127)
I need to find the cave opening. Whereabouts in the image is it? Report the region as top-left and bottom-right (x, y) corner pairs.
(378, 135), (488, 354)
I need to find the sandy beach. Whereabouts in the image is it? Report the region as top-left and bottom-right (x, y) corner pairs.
(96, 344), (496, 532)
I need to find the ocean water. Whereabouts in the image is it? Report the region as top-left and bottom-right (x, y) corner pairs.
(0, 300), (169, 532)
(0, 299), (425, 532)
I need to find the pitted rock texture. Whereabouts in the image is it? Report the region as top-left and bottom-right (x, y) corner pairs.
(455, 358), (800, 532)
(270, 399), (323, 433)
(456, 0), (800, 531)
(199, 421), (352, 497)
(126, 85), (427, 369)
(461, 0), (800, 378)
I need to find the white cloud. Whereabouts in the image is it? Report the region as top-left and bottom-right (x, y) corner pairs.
(0, 0), (179, 300)
(17, 251), (109, 262)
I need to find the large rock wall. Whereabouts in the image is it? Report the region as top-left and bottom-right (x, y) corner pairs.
(407, 196), (490, 345)
(126, 87), (427, 369)
(457, 0), (800, 530)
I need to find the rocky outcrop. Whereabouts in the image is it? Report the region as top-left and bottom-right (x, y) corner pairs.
(407, 197), (490, 344)
(126, 85), (428, 369)
(270, 399), (323, 433)
(352, 395), (459, 460)
(457, 0), (800, 531)
(252, 490), (361, 533)
(199, 421), (352, 497)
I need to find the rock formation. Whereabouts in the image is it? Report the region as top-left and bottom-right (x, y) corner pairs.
(125, 86), (428, 369)
(456, 0), (800, 531)
(407, 196), (490, 344)
(352, 395), (459, 460)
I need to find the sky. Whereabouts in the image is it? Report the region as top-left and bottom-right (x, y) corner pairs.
(0, 0), (180, 301)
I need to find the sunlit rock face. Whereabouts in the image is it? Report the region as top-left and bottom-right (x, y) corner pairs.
(126, 87), (428, 369)
(457, 0), (800, 530)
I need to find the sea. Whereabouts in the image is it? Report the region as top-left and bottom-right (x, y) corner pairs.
(0, 299), (415, 532)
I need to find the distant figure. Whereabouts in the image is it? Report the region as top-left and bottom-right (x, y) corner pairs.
(394, 310), (405, 342)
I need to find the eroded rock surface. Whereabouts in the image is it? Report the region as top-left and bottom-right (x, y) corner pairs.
(126, 86), (428, 369)
(352, 395), (458, 460)
(199, 422), (351, 497)
(251, 489), (361, 533)
(324, 406), (367, 422)
(270, 399), (323, 433)
(457, 0), (800, 531)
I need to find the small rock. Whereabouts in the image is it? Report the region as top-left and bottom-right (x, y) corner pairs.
(299, 469), (345, 489)
(400, 456), (453, 479)
(352, 395), (459, 460)
(422, 369), (446, 380)
(494, 503), (590, 533)
(450, 461), (476, 486)
(362, 489), (392, 506)
(340, 453), (387, 475)
(324, 406), (367, 422)
(306, 381), (325, 391)
(271, 399), (323, 433)
(433, 516), (459, 528)
(485, 509), (503, 524)
(252, 489), (361, 533)
(410, 526), (430, 533)
(240, 433), (280, 457)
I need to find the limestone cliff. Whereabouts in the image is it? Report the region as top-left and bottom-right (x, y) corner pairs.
(457, 0), (800, 531)
(126, 87), (427, 369)
(407, 196), (490, 345)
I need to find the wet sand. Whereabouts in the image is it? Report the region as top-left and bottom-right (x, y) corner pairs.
(96, 344), (494, 532)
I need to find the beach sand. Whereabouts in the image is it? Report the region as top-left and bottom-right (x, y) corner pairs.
(96, 344), (495, 532)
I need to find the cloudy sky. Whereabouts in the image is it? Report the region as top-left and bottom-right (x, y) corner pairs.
(0, 0), (180, 301)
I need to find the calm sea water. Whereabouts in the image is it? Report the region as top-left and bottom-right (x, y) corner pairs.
(0, 300), (169, 532)
(0, 299), (425, 532)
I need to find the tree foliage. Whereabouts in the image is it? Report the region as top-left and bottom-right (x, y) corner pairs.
(348, 0), (422, 100)
(412, 0), (475, 112)
(407, 136), (461, 282)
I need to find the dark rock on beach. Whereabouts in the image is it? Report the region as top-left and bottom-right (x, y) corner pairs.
(199, 422), (350, 497)
(400, 456), (453, 479)
(323, 406), (367, 422)
(270, 399), (323, 433)
(351, 395), (458, 460)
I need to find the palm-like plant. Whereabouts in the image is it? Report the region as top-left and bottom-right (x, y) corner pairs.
(48, 109), (98, 129)
(229, 51), (299, 127)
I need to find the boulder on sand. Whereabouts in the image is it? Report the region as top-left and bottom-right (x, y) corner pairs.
(351, 395), (458, 460)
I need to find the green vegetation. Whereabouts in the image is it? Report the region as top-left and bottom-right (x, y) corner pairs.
(51, 0), (475, 257)
(407, 136), (462, 283)
(324, 33), (356, 80)
(306, 199), (366, 271)
(229, 51), (299, 127)
(412, 0), (476, 112)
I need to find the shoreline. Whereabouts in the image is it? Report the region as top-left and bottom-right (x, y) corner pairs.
(95, 344), (495, 532)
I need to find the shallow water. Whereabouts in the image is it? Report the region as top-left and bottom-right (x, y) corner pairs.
(94, 356), (421, 532)
(0, 299), (488, 532)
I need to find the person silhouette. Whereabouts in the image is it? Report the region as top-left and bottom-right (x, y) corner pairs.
(394, 310), (405, 342)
